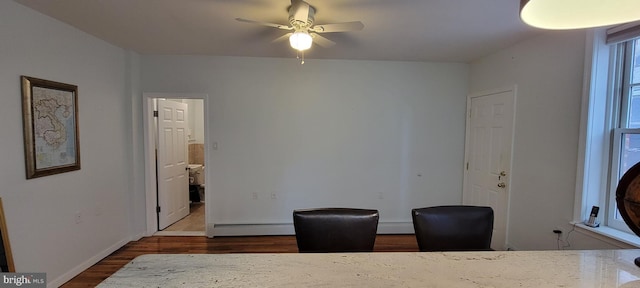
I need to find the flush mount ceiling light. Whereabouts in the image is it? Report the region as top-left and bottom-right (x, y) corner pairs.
(520, 0), (640, 30)
(289, 31), (313, 51)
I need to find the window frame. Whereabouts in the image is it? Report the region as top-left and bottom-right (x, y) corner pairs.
(606, 41), (631, 232)
(578, 30), (640, 241)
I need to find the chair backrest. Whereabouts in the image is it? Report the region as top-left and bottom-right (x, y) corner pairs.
(293, 208), (379, 253)
(411, 205), (494, 252)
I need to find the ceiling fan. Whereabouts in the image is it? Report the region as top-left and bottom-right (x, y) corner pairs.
(235, 0), (364, 52)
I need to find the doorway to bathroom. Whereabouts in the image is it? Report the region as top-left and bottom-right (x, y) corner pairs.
(142, 93), (208, 237)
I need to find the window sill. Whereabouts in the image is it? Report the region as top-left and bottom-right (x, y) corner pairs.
(573, 222), (640, 248)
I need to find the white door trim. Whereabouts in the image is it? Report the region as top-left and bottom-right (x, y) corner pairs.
(462, 85), (517, 250)
(142, 92), (211, 237)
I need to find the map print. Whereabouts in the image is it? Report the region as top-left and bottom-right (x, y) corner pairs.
(32, 86), (76, 169)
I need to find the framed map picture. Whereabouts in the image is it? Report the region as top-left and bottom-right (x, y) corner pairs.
(21, 76), (80, 179)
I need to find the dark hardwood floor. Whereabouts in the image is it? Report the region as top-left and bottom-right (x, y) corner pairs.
(61, 234), (419, 287)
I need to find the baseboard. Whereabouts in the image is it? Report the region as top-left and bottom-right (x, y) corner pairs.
(154, 230), (206, 236)
(212, 223), (294, 236)
(48, 237), (130, 288)
(378, 222), (414, 234)
(211, 222), (414, 236)
(130, 231), (146, 242)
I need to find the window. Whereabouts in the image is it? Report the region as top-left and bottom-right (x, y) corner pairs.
(577, 25), (640, 243)
(608, 39), (640, 232)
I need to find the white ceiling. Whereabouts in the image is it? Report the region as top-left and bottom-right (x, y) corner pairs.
(14, 0), (541, 62)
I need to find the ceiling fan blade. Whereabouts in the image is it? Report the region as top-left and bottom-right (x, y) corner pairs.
(272, 32), (293, 43)
(291, 0), (310, 23)
(311, 21), (364, 33)
(235, 18), (293, 30)
(310, 33), (335, 48)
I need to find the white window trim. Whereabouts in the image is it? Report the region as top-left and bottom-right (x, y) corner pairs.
(574, 28), (614, 225)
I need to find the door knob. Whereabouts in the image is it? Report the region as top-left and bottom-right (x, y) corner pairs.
(497, 182), (506, 188)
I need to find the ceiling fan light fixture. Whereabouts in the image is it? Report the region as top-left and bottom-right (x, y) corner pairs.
(520, 0), (640, 30)
(289, 31), (312, 51)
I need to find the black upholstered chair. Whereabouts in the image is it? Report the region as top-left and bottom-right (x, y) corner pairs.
(293, 208), (379, 253)
(411, 205), (494, 252)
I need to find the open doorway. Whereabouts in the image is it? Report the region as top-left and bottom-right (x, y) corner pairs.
(143, 93), (208, 237)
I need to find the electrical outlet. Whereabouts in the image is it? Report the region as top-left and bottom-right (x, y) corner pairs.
(252, 192), (258, 200)
(271, 192), (277, 199)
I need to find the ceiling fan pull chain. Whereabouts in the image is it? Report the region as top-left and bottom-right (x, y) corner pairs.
(296, 50), (305, 65)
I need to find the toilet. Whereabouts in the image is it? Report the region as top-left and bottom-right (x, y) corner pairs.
(188, 164), (205, 202)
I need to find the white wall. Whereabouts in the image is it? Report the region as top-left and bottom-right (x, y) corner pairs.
(142, 56), (469, 234)
(469, 31), (621, 250)
(183, 99), (205, 144)
(0, 1), (139, 286)
(125, 51), (146, 240)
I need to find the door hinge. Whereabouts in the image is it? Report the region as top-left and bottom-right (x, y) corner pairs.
(156, 206), (161, 213)
(153, 110), (158, 117)
(466, 162), (469, 170)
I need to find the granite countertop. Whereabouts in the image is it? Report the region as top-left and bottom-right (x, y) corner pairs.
(98, 250), (640, 287)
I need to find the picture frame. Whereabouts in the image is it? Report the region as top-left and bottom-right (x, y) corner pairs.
(21, 76), (81, 179)
(0, 198), (15, 272)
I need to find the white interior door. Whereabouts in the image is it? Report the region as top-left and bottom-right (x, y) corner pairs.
(157, 99), (190, 230)
(463, 87), (515, 250)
